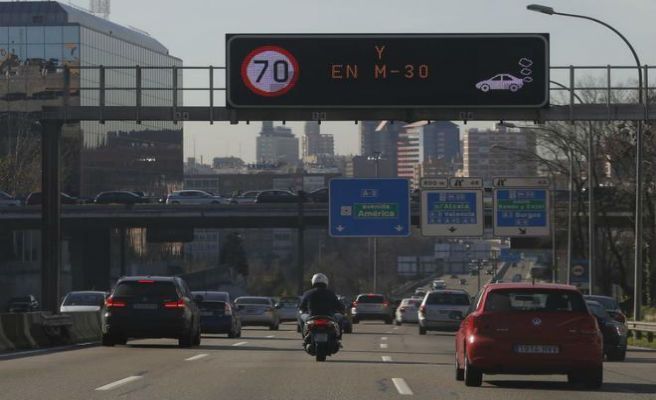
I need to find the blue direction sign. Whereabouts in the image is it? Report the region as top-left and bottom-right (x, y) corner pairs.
(494, 189), (550, 236)
(421, 190), (483, 237)
(329, 178), (410, 237)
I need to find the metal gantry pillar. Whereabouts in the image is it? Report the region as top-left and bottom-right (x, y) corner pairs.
(40, 120), (63, 313)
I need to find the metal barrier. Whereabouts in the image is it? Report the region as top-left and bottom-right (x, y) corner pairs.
(627, 321), (656, 343)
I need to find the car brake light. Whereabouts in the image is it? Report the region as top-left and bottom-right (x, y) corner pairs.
(138, 279), (154, 283)
(613, 312), (626, 324)
(105, 297), (126, 308)
(383, 301), (390, 307)
(164, 299), (185, 309)
(224, 303), (233, 316)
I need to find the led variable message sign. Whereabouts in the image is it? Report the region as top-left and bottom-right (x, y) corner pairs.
(227, 34), (549, 108)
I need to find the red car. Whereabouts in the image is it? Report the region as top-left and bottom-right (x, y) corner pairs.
(455, 283), (603, 388)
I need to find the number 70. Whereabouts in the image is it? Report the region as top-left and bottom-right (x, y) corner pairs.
(253, 59), (290, 83)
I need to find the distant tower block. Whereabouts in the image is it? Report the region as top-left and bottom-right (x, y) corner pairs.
(90, 0), (111, 19)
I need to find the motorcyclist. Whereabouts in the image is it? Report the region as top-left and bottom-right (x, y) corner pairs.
(299, 273), (345, 332)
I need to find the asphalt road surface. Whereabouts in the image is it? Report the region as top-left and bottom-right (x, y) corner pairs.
(0, 322), (654, 400)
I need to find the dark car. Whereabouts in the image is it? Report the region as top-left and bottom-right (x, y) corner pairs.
(25, 192), (78, 206)
(306, 187), (328, 203)
(192, 291), (241, 338)
(7, 295), (40, 313)
(102, 276), (201, 348)
(584, 295), (626, 324)
(95, 191), (148, 205)
(586, 300), (628, 361)
(255, 190), (299, 204)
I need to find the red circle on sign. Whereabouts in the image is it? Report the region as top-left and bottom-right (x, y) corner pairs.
(240, 45), (300, 97)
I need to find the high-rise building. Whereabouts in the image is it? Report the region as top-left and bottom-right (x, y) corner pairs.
(0, 1), (183, 196)
(396, 126), (422, 185)
(303, 121), (334, 166)
(360, 121), (401, 173)
(422, 121), (460, 162)
(256, 122), (299, 166)
(462, 126), (538, 180)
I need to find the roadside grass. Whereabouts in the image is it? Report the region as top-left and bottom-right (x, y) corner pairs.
(628, 336), (656, 350)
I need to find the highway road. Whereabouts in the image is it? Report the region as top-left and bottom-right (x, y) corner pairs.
(0, 322), (654, 400)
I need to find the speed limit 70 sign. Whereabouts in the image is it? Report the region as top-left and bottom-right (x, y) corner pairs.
(240, 45), (299, 97)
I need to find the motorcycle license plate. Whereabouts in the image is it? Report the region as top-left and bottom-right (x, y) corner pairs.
(314, 333), (328, 343)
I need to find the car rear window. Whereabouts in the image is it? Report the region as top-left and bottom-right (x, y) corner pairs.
(426, 292), (470, 306)
(200, 301), (226, 310)
(485, 290), (587, 312)
(193, 292), (228, 302)
(586, 302), (609, 319)
(63, 293), (104, 306)
(357, 295), (385, 304)
(113, 281), (178, 298)
(401, 299), (421, 306)
(586, 296), (618, 311)
(235, 297), (270, 305)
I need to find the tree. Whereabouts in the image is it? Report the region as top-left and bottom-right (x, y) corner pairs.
(220, 232), (249, 277)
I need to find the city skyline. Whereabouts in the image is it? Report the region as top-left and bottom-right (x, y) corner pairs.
(65, 0), (656, 163)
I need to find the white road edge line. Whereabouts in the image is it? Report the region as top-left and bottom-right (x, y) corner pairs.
(95, 376), (143, 391)
(232, 341), (248, 346)
(382, 356), (392, 362)
(185, 353), (208, 361)
(0, 342), (95, 359)
(392, 378), (414, 396)
(266, 335), (275, 338)
(380, 343), (388, 349)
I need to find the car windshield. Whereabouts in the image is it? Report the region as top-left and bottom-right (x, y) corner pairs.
(113, 281), (178, 298)
(426, 292), (470, 306)
(485, 290), (587, 312)
(63, 293), (104, 306)
(357, 295), (384, 303)
(235, 297), (270, 305)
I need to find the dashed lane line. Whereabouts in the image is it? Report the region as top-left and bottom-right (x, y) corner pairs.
(392, 378), (414, 395)
(95, 376), (143, 391)
(232, 341), (248, 347)
(382, 356), (392, 362)
(185, 353), (208, 361)
(380, 343), (388, 349)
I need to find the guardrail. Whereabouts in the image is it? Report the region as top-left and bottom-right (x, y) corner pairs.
(627, 321), (656, 343)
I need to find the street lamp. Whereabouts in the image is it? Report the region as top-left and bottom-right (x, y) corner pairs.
(367, 151), (384, 292)
(527, 3), (645, 320)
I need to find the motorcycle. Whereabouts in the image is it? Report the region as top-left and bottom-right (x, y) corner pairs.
(303, 315), (341, 362)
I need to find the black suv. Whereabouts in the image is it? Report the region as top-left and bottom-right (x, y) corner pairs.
(102, 276), (201, 348)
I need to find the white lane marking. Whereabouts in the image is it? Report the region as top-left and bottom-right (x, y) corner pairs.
(266, 335), (275, 338)
(232, 341), (248, 347)
(95, 376), (143, 391)
(392, 378), (414, 395)
(185, 353), (208, 361)
(382, 356), (392, 362)
(381, 337), (388, 341)
(393, 327), (399, 330)
(380, 343), (388, 349)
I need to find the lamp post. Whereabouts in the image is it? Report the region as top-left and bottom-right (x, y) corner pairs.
(527, 1), (645, 320)
(367, 151), (384, 292)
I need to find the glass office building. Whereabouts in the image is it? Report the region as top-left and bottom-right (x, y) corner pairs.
(0, 1), (183, 196)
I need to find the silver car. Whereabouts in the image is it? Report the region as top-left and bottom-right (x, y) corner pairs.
(235, 296), (280, 330)
(60, 291), (107, 313)
(394, 298), (421, 324)
(0, 191), (21, 207)
(229, 191), (261, 205)
(351, 293), (393, 324)
(418, 289), (470, 334)
(276, 296), (300, 322)
(166, 190), (229, 205)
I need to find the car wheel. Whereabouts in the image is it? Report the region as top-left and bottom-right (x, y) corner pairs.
(296, 324), (301, 333)
(385, 318), (392, 325)
(419, 326), (427, 335)
(582, 366), (603, 389)
(464, 355), (482, 387)
(567, 372), (582, 385)
(480, 84), (490, 92)
(352, 318), (359, 324)
(178, 329), (193, 348)
(344, 325), (353, 334)
(606, 348), (626, 362)
(101, 333), (115, 347)
(116, 337), (128, 346)
(394, 319), (401, 326)
(509, 84), (520, 92)
(228, 331), (236, 338)
(193, 327), (201, 346)
(455, 352), (465, 381)
(269, 323), (279, 331)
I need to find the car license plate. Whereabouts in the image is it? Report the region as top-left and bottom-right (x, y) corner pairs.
(314, 333), (328, 343)
(200, 311), (214, 316)
(514, 345), (559, 354)
(133, 303), (157, 310)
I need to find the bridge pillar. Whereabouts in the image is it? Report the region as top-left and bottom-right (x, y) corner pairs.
(40, 120), (63, 313)
(69, 228), (112, 292)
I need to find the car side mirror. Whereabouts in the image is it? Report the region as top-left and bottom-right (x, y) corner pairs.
(274, 303), (282, 309)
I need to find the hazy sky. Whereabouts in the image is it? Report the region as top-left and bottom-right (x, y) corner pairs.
(67, 0), (656, 163)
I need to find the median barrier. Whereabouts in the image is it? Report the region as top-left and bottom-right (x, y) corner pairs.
(0, 313), (37, 349)
(64, 311), (101, 343)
